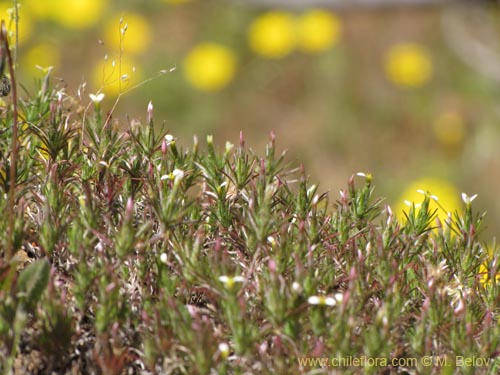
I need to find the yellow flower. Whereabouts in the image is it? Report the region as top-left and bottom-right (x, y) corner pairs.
(24, 0), (53, 20)
(296, 9), (341, 53)
(0, 3), (33, 45)
(479, 245), (500, 286)
(21, 42), (61, 77)
(384, 43), (432, 88)
(51, 0), (108, 29)
(396, 178), (461, 226)
(248, 11), (296, 58)
(162, 0), (192, 4)
(432, 110), (465, 148)
(183, 43), (236, 92)
(92, 57), (142, 97)
(103, 13), (152, 56)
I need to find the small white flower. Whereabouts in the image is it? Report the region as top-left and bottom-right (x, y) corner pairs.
(416, 189), (426, 195)
(404, 200), (422, 208)
(218, 342), (230, 359)
(165, 134), (174, 144)
(291, 281), (301, 293)
(160, 253), (168, 264)
(357, 172), (372, 182)
(267, 236), (276, 246)
(89, 93), (105, 103)
(225, 141), (234, 153)
(172, 169), (185, 184)
(334, 293), (344, 303)
(307, 295), (337, 306)
(160, 174), (169, 181)
(461, 192), (478, 205)
(219, 275), (245, 289)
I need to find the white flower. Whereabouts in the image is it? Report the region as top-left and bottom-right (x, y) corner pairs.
(307, 293), (343, 306)
(161, 169), (184, 184)
(165, 134), (174, 143)
(160, 253), (168, 264)
(461, 192), (478, 205)
(356, 172), (372, 182)
(219, 275), (245, 289)
(89, 93), (105, 103)
(172, 169), (185, 184)
(218, 342), (230, 359)
(404, 200), (421, 208)
(308, 295), (336, 306)
(267, 236), (276, 246)
(225, 141), (234, 153)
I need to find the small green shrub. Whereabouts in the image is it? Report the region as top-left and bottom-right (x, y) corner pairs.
(0, 71), (499, 374)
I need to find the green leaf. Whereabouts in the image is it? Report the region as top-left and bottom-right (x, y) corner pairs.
(17, 259), (51, 311)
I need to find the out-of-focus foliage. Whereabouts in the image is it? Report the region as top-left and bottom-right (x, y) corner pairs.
(3, 0), (500, 236)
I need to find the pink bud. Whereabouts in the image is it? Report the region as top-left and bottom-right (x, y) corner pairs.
(239, 131), (245, 148)
(268, 258), (277, 273)
(161, 140), (167, 155)
(105, 282), (116, 293)
(270, 130), (276, 146)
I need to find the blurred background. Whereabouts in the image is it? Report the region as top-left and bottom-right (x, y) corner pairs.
(2, 0), (500, 237)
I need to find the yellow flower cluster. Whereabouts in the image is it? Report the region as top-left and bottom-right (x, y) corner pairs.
(396, 177), (461, 226)
(162, 0), (193, 4)
(248, 9), (341, 58)
(6, 0), (110, 78)
(183, 9), (341, 92)
(384, 43), (432, 88)
(26, 0), (109, 29)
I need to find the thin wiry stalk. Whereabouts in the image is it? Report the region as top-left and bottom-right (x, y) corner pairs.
(4, 19), (18, 261)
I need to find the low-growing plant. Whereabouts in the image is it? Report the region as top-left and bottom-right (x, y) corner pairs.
(0, 25), (499, 375)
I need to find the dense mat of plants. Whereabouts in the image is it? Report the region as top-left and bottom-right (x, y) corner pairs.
(1, 76), (499, 375)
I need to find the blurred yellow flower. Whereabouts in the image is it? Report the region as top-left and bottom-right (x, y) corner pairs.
(51, 0), (108, 29)
(92, 57), (142, 97)
(162, 0), (192, 4)
(432, 110), (465, 148)
(396, 177), (461, 225)
(296, 10), (341, 53)
(248, 11), (296, 59)
(384, 43), (432, 88)
(104, 13), (152, 56)
(0, 4), (33, 45)
(24, 0), (56, 20)
(479, 245), (500, 286)
(21, 42), (61, 77)
(183, 43), (236, 92)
